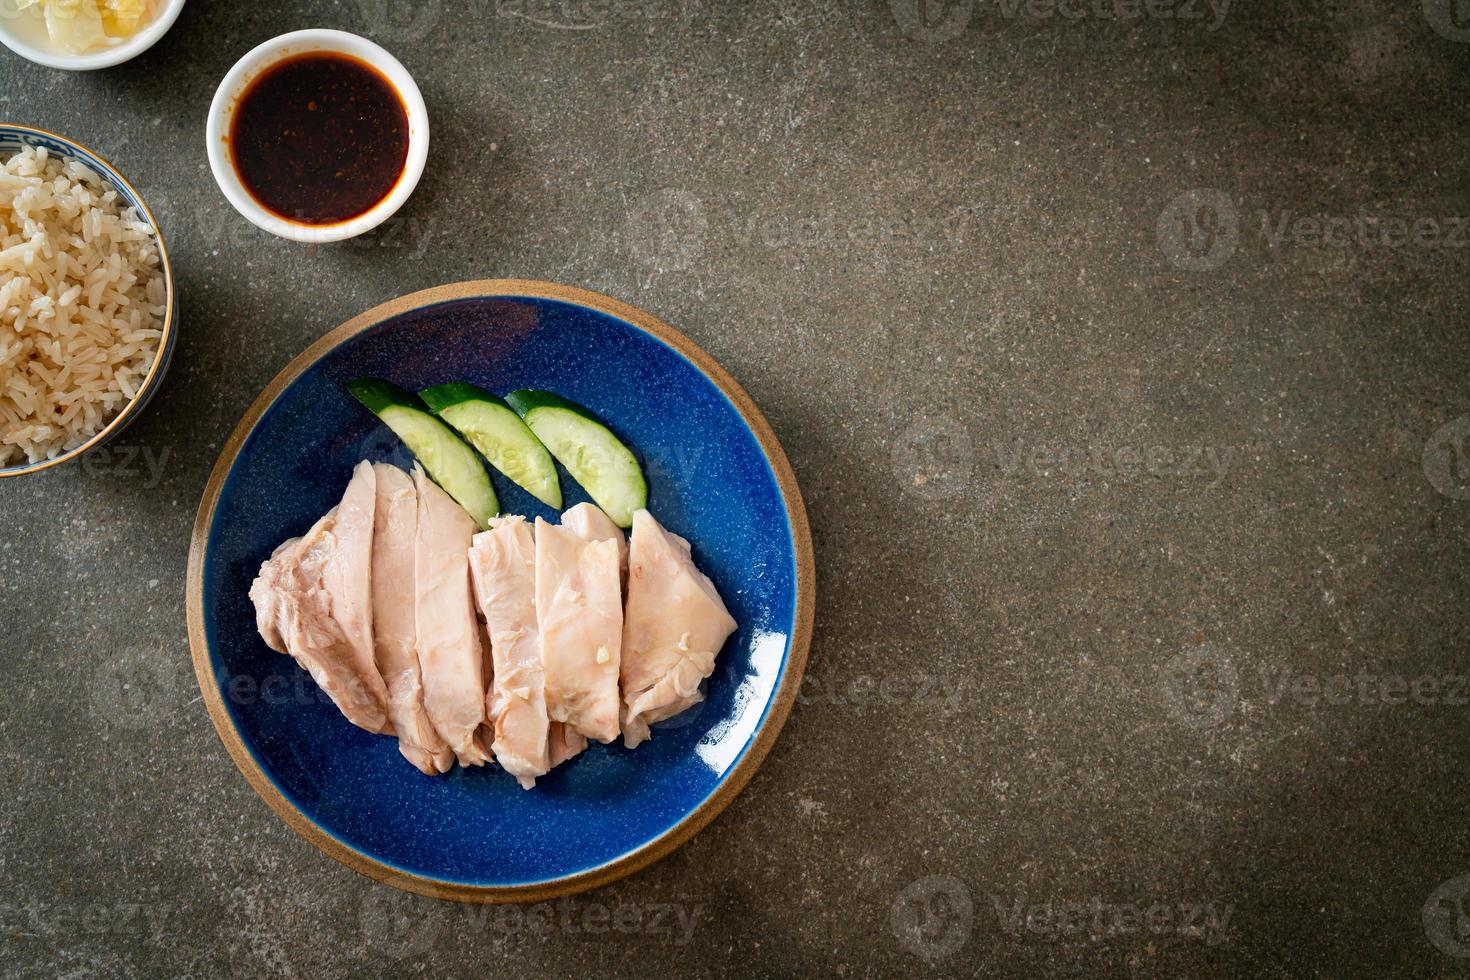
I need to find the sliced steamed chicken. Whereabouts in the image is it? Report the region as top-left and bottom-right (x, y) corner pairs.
(320, 461), (382, 725)
(413, 464), (494, 767)
(535, 517), (623, 744)
(249, 461), (390, 733)
(552, 502), (630, 764)
(621, 510), (737, 748)
(547, 722), (587, 768)
(371, 463), (453, 776)
(562, 502), (628, 580)
(469, 516), (552, 788)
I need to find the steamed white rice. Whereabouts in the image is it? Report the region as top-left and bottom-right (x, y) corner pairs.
(0, 144), (165, 467)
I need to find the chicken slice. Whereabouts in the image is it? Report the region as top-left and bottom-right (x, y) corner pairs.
(326, 461), (383, 724)
(548, 504), (617, 768)
(469, 516), (551, 789)
(371, 463), (453, 776)
(413, 464), (494, 767)
(535, 517), (622, 743)
(548, 722), (587, 768)
(620, 510), (737, 749)
(248, 462), (390, 733)
(561, 502), (628, 580)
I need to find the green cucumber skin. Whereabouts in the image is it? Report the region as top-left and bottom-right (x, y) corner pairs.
(346, 377), (499, 527)
(422, 383), (564, 509)
(419, 381), (510, 414)
(504, 389), (600, 423)
(505, 391), (647, 527)
(345, 377), (427, 416)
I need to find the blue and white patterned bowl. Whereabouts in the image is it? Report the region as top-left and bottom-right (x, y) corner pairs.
(186, 281), (815, 902)
(0, 124), (178, 479)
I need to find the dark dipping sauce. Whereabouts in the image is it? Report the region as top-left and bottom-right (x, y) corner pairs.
(230, 53), (409, 225)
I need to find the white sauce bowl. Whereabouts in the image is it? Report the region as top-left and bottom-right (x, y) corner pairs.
(205, 29), (429, 244)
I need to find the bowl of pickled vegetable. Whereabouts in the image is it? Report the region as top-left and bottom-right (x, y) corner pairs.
(0, 0), (186, 70)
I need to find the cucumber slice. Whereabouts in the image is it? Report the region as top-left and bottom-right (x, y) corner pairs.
(420, 382), (563, 509)
(504, 390), (647, 528)
(345, 378), (498, 528)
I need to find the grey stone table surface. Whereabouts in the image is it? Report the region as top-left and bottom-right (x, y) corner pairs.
(2, 1), (1469, 977)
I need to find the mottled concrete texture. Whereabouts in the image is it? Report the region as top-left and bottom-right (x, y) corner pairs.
(2, 0), (1469, 976)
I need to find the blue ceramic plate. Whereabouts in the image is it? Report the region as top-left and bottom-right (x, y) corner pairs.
(186, 280), (813, 902)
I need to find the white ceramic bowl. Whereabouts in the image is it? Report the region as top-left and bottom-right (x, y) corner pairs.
(205, 29), (429, 244)
(0, 0), (187, 70)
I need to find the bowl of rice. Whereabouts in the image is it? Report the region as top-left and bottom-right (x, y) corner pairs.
(0, 123), (176, 478)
